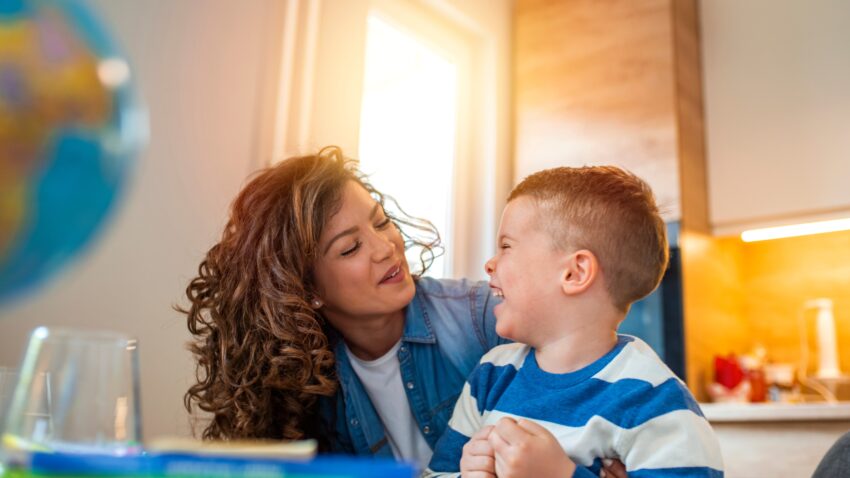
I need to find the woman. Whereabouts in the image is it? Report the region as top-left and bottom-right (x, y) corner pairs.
(180, 147), (627, 476)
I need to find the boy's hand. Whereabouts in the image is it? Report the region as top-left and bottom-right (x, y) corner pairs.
(488, 417), (576, 478)
(460, 425), (496, 478)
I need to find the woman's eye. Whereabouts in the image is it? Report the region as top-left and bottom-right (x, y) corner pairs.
(341, 241), (361, 256)
(500, 243), (511, 250)
(376, 218), (391, 229)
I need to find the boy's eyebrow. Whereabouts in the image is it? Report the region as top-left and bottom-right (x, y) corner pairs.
(323, 203), (381, 255)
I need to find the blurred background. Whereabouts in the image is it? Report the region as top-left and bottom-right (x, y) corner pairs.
(1, 1), (849, 476)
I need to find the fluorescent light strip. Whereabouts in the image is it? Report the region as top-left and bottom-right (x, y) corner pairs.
(741, 218), (850, 242)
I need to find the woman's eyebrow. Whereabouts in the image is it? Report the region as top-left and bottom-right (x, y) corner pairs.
(323, 203), (381, 255)
(324, 226), (359, 255)
(370, 202), (380, 219)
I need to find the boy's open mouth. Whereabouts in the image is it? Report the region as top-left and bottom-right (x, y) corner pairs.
(490, 285), (504, 298)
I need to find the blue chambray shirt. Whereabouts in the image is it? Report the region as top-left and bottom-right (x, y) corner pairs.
(317, 277), (506, 457)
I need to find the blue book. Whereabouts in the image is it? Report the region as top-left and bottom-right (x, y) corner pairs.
(23, 451), (418, 477)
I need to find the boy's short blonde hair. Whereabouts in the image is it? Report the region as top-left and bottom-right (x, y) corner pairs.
(509, 166), (668, 311)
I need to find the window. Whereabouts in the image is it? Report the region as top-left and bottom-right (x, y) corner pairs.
(358, 15), (458, 277)
(264, 0), (511, 280)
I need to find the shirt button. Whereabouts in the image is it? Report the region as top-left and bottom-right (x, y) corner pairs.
(400, 346), (407, 353)
(423, 426), (431, 434)
(406, 382), (414, 390)
(350, 418), (359, 427)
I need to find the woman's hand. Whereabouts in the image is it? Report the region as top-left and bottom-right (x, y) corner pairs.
(460, 425), (497, 478)
(601, 458), (628, 478)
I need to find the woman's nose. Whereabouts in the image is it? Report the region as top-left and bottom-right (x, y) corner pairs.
(484, 257), (495, 275)
(372, 232), (395, 262)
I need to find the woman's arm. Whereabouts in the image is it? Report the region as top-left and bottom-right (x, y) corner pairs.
(424, 372), (485, 476)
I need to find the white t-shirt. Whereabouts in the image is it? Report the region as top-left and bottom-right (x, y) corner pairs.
(345, 341), (433, 467)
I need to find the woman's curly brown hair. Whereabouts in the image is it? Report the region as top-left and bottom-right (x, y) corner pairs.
(179, 146), (440, 442)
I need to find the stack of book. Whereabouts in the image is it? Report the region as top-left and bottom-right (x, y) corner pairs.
(1, 439), (417, 478)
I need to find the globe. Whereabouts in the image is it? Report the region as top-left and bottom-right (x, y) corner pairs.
(0, 0), (145, 304)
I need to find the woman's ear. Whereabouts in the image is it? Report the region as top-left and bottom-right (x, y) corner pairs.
(561, 249), (598, 296)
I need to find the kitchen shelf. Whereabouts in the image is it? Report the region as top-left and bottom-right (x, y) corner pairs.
(700, 401), (850, 423)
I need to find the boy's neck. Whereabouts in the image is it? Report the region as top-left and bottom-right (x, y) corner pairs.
(533, 308), (624, 374)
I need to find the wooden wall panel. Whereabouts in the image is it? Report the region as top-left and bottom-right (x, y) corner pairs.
(680, 231), (750, 399)
(741, 230), (850, 376)
(514, 0), (681, 219)
(673, 0), (709, 234)
(681, 228), (850, 400)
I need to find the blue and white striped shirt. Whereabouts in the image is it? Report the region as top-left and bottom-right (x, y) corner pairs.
(425, 335), (724, 477)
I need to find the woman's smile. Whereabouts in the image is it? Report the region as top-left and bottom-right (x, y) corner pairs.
(379, 262), (404, 285)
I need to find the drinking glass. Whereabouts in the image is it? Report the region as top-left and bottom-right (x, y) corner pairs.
(0, 367), (20, 433)
(1, 327), (142, 455)
(1, 367), (17, 472)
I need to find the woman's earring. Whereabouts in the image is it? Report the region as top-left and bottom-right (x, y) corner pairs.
(311, 298), (323, 309)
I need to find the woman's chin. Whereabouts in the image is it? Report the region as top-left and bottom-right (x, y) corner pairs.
(393, 274), (416, 307)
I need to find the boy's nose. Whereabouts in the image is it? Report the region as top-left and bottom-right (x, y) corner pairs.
(484, 257), (495, 275)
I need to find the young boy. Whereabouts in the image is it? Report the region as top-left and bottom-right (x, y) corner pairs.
(425, 166), (723, 477)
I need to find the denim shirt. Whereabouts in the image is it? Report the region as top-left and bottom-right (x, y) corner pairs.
(317, 277), (506, 457)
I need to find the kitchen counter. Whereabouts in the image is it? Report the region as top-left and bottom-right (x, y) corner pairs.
(701, 401), (850, 422)
(701, 402), (850, 476)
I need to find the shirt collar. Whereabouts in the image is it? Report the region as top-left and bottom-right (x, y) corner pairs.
(401, 280), (436, 344)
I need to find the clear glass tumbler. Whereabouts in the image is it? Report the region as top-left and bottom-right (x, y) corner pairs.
(0, 367), (21, 433)
(1, 327), (142, 455)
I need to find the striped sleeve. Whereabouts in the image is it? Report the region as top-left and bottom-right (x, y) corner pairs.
(601, 340), (724, 476)
(615, 388), (724, 477)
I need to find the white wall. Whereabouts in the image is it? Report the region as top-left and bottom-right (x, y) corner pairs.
(0, 0), (281, 439)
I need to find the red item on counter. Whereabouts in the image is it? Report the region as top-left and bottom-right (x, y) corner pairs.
(747, 368), (767, 402)
(714, 355), (744, 389)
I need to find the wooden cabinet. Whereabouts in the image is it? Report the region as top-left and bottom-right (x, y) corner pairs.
(514, 0), (707, 225)
(700, 0), (850, 235)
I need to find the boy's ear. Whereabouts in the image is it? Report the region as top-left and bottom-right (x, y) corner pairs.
(561, 249), (598, 296)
